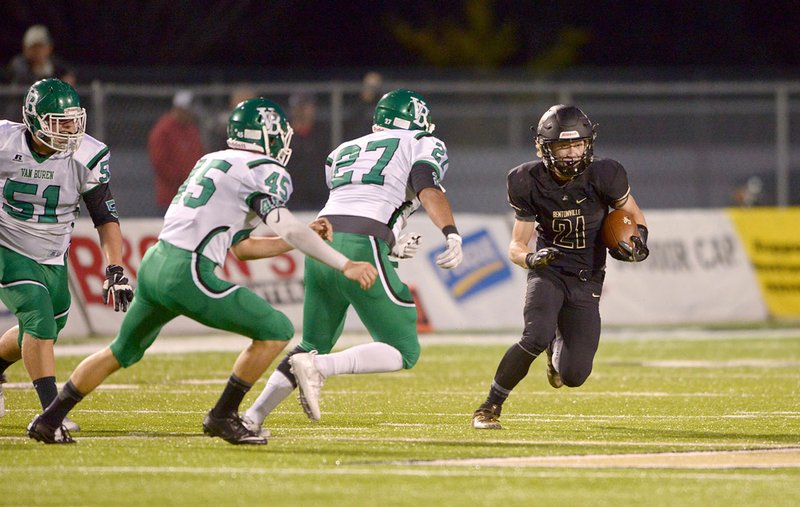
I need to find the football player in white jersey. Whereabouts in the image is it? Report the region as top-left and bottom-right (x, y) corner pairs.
(0, 79), (132, 430)
(243, 89), (462, 430)
(28, 97), (377, 444)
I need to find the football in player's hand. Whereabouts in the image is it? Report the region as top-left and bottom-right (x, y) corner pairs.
(600, 209), (639, 250)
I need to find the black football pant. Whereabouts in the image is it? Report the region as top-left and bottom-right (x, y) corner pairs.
(516, 267), (603, 387)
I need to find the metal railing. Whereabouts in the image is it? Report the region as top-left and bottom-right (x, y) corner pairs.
(2, 79), (797, 212)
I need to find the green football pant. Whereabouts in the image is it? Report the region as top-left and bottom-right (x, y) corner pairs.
(300, 232), (419, 369)
(110, 241), (294, 367)
(0, 245), (69, 344)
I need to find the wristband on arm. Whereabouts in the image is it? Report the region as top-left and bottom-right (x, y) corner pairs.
(441, 225), (459, 237)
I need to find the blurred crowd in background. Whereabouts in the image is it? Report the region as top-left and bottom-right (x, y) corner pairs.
(3, 20), (795, 215)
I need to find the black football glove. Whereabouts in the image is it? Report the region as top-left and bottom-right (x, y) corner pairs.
(610, 225), (649, 262)
(525, 247), (562, 269)
(103, 264), (134, 312)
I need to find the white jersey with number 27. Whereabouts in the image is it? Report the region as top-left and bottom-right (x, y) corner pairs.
(318, 129), (448, 225)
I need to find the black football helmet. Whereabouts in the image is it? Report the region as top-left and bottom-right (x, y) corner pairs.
(534, 104), (596, 180)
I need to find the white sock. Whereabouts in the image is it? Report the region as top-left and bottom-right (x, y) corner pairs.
(244, 370), (294, 425)
(314, 342), (403, 378)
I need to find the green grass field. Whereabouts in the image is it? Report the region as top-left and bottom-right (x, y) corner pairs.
(1, 332), (799, 506)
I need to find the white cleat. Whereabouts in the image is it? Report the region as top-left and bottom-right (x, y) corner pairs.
(241, 414), (271, 438)
(289, 351), (324, 422)
(545, 332), (564, 389)
(62, 416), (81, 432)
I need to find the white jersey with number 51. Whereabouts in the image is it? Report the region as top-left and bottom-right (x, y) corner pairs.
(319, 129), (448, 225)
(0, 120), (110, 264)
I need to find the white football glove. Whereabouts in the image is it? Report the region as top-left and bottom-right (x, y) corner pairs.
(390, 233), (422, 260)
(436, 233), (463, 269)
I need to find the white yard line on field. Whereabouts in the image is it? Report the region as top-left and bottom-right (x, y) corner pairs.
(51, 327), (800, 357)
(406, 447), (800, 469)
(2, 433), (791, 450)
(0, 464), (795, 480)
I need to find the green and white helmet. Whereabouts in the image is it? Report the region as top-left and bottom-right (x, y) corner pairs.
(23, 78), (86, 153)
(227, 97), (293, 165)
(373, 89), (435, 133)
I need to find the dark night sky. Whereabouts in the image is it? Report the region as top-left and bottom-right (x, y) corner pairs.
(2, 0), (799, 78)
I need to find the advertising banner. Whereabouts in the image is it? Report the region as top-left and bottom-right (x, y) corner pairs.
(0, 209), (778, 338)
(600, 209), (768, 324)
(58, 214), (528, 336)
(727, 207), (800, 317)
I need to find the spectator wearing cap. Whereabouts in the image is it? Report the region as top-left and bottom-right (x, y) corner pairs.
(287, 92), (330, 210)
(6, 25), (76, 87)
(147, 90), (206, 212)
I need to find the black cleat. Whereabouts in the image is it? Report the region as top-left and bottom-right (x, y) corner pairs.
(202, 411), (267, 445)
(27, 415), (75, 444)
(472, 403), (502, 430)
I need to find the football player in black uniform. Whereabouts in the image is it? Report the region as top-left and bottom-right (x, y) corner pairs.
(472, 104), (649, 429)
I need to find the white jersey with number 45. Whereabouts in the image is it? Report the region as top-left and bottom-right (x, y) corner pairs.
(0, 120), (111, 265)
(319, 129), (448, 224)
(159, 149), (294, 266)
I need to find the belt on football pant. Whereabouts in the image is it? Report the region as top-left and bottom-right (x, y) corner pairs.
(552, 266), (606, 282)
(322, 215), (396, 248)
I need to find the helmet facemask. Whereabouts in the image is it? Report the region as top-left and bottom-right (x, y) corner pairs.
(23, 79), (87, 153)
(537, 134), (595, 180)
(30, 107), (87, 152)
(534, 104), (596, 180)
(263, 110), (293, 165)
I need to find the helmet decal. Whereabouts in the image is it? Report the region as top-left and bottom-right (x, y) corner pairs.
(409, 96), (432, 130)
(227, 98), (293, 165)
(257, 107), (283, 136)
(374, 89), (436, 133)
(23, 87), (39, 117)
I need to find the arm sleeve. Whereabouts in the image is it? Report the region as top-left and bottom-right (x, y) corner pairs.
(248, 193), (285, 221)
(409, 162), (440, 194)
(263, 207), (349, 271)
(82, 183), (120, 226)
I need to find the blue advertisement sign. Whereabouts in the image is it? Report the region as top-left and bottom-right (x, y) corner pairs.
(429, 228), (512, 301)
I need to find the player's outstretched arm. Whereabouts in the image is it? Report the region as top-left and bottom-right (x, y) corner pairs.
(231, 218), (333, 261)
(263, 208), (377, 289)
(342, 261), (378, 290)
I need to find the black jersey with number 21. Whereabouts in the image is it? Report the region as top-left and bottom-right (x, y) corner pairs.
(506, 158), (630, 272)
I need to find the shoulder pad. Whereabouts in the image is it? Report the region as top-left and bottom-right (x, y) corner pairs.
(73, 135), (109, 169)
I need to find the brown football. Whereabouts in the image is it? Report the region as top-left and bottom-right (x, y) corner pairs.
(600, 209), (639, 250)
